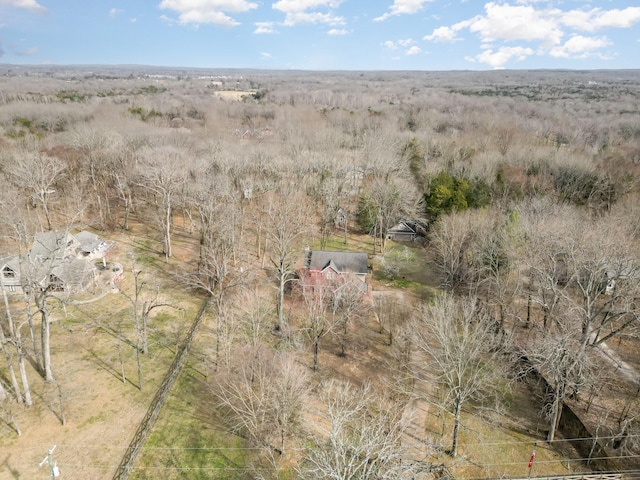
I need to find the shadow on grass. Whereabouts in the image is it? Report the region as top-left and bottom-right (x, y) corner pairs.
(85, 347), (140, 389)
(2, 456), (20, 479)
(131, 369), (248, 480)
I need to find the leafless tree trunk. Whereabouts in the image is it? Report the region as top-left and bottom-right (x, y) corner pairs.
(525, 327), (594, 443)
(297, 380), (418, 479)
(211, 347), (309, 456)
(136, 146), (187, 262)
(430, 210), (478, 291)
(120, 257), (180, 388)
(264, 191), (310, 332)
(7, 151), (67, 231)
(416, 294), (510, 456)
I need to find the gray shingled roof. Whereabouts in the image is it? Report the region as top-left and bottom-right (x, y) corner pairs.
(388, 222), (417, 234)
(0, 255), (22, 288)
(31, 231), (77, 260)
(305, 250), (368, 275)
(51, 257), (95, 289)
(75, 230), (108, 254)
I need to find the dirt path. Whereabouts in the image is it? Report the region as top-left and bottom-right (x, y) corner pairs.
(595, 340), (639, 385)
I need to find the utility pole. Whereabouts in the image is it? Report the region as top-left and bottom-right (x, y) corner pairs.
(39, 445), (60, 479)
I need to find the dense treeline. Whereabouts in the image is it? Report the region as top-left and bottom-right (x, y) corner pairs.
(0, 67), (639, 478)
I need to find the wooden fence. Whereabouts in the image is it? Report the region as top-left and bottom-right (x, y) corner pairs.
(111, 298), (209, 480)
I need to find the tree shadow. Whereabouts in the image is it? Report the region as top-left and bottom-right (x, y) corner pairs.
(85, 347), (138, 389)
(2, 456), (20, 479)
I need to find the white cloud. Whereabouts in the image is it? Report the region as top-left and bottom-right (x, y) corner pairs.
(158, 0), (258, 27)
(559, 7), (640, 32)
(469, 45), (534, 69)
(130, 17), (138, 23)
(272, 0), (342, 13)
(0, 0), (46, 14)
(261, 51), (272, 59)
(424, 25), (461, 42)
(405, 45), (421, 55)
(549, 35), (611, 59)
(383, 38), (414, 49)
(327, 28), (347, 35)
(109, 8), (123, 18)
(272, 0), (344, 26)
(254, 21), (277, 34)
(281, 11), (344, 26)
(374, 0), (430, 22)
(467, 3), (563, 46)
(426, 2), (640, 68)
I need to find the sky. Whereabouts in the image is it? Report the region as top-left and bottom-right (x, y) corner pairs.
(0, 0), (639, 70)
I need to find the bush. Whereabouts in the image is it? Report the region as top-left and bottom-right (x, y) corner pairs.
(424, 170), (491, 220)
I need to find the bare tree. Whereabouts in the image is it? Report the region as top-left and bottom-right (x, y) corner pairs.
(120, 257), (179, 389)
(522, 206), (640, 349)
(0, 300), (27, 405)
(264, 190), (310, 332)
(429, 210), (478, 291)
(299, 283), (333, 372)
(328, 276), (371, 357)
(212, 347), (309, 456)
(373, 292), (413, 347)
(69, 127), (112, 229)
(416, 294), (509, 456)
(182, 197), (246, 369)
(525, 324), (595, 443)
(311, 172), (345, 249)
(7, 150), (67, 231)
(469, 209), (522, 330)
(111, 134), (149, 231)
(136, 146), (187, 262)
(17, 239), (75, 384)
(297, 380), (419, 479)
(358, 178), (416, 254)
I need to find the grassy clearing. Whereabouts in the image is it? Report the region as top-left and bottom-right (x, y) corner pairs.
(130, 368), (248, 480)
(310, 229), (375, 254)
(370, 241), (439, 299)
(422, 401), (590, 479)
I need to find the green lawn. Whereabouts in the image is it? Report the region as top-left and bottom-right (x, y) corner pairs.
(130, 368), (248, 480)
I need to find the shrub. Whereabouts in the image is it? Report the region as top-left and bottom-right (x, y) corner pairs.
(424, 170), (491, 220)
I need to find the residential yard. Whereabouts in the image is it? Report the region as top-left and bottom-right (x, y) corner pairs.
(0, 223), (633, 479)
(0, 220), (203, 479)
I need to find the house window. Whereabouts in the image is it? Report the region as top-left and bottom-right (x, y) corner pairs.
(2, 268), (15, 278)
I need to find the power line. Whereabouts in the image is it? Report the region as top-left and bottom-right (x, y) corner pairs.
(3, 433), (640, 451)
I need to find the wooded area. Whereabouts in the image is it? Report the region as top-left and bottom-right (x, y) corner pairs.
(0, 65), (639, 479)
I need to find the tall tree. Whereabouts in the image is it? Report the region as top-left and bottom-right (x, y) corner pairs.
(525, 326), (595, 443)
(136, 146), (187, 262)
(69, 127), (112, 229)
(298, 380), (419, 479)
(7, 151), (67, 231)
(429, 210), (479, 291)
(522, 205), (640, 349)
(264, 190), (310, 332)
(311, 171), (345, 249)
(212, 347), (309, 456)
(120, 257), (179, 388)
(357, 179), (415, 254)
(416, 294), (509, 456)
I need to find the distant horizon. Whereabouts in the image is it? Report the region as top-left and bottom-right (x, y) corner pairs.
(0, 1), (639, 71)
(2, 63), (640, 74)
